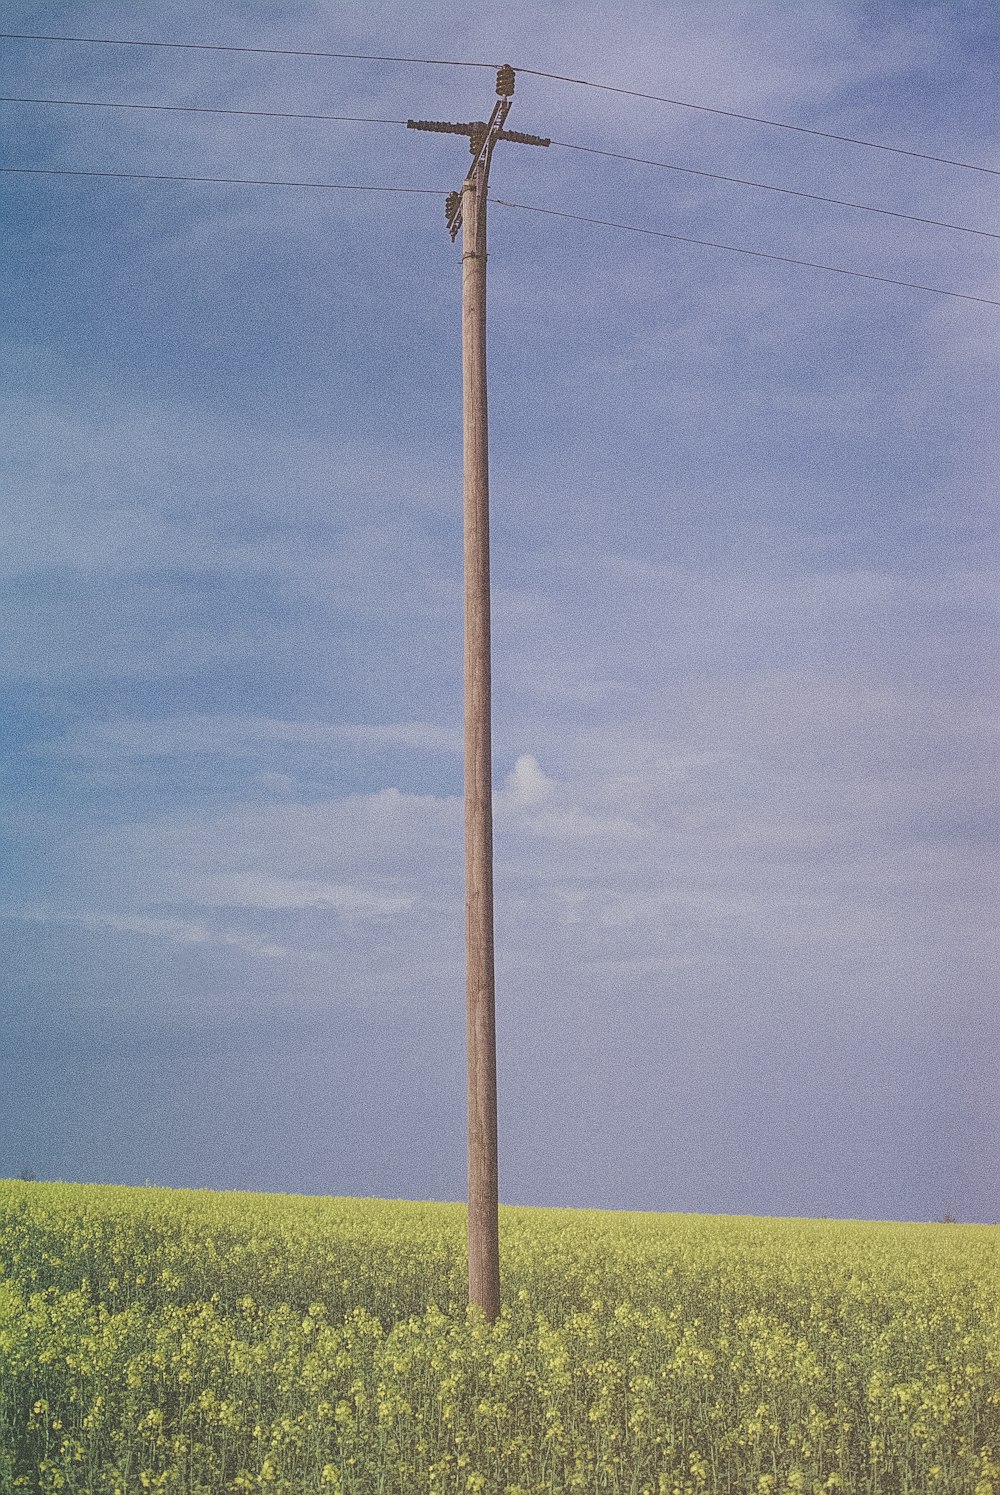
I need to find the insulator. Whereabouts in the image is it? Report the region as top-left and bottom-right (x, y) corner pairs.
(446, 191), (461, 223)
(469, 123), (488, 156)
(496, 128), (551, 147)
(407, 118), (476, 136)
(496, 64), (515, 97)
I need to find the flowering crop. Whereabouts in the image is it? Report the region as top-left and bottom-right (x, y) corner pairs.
(0, 1181), (997, 1492)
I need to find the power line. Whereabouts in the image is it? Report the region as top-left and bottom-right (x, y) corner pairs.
(0, 95), (406, 126)
(7, 94), (999, 246)
(0, 164), (443, 194)
(492, 198), (1000, 308)
(519, 68), (1000, 180)
(0, 32), (495, 69)
(551, 140), (1000, 244)
(4, 32), (999, 180)
(5, 159), (995, 306)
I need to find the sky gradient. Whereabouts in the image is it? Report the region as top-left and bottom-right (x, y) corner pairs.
(2, 0), (997, 1222)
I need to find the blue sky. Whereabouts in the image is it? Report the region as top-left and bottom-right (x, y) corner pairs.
(1, 0), (997, 1222)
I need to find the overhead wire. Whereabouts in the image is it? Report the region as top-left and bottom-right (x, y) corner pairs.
(0, 32), (495, 69)
(2, 160), (993, 307)
(3, 37), (997, 309)
(491, 198), (1000, 309)
(0, 165), (444, 194)
(0, 94), (407, 126)
(518, 67), (1000, 180)
(3, 31), (999, 178)
(4, 93), (999, 244)
(549, 139), (1000, 244)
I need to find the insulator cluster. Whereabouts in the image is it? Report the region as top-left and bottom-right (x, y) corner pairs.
(496, 128), (551, 147)
(406, 118), (475, 136)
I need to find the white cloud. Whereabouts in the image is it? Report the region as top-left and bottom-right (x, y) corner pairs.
(501, 752), (555, 808)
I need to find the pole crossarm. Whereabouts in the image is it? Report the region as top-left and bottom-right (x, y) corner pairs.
(408, 65), (549, 240)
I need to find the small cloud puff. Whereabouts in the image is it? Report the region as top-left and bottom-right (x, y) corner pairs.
(503, 754), (557, 810)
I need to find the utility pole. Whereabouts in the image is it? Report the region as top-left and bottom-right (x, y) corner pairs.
(409, 69), (549, 1322)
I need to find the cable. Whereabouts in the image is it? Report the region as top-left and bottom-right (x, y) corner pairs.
(492, 198), (1000, 308)
(519, 68), (1000, 180)
(9, 95), (999, 245)
(0, 32), (495, 69)
(0, 95), (406, 126)
(3, 161), (994, 307)
(6, 33), (998, 179)
(5, 159), (996, 305)
(0, 164), (443, 193)
(551, 140), (1000, 244)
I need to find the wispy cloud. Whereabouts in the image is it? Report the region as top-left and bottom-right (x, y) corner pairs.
(44, 715), (462, 759)
(6, 906), (292, 960)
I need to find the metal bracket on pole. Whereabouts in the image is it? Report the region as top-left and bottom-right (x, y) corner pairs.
(407, 64), (549, 241)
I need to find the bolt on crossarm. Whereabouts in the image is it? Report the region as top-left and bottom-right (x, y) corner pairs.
(408, 68), (548, 1323)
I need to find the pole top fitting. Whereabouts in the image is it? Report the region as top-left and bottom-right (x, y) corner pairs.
(496, 64), (515, 97)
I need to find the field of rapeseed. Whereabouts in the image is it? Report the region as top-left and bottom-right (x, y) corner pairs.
(0, 1181), (997, 1494)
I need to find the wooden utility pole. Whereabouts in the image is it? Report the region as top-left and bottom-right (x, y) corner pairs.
(409, 70), (549, 1321)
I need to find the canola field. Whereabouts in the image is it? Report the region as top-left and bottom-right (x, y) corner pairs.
(0, 1181), (997, 1494)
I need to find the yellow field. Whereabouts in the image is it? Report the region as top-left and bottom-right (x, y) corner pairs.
(0, 1181), (996, 1493)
